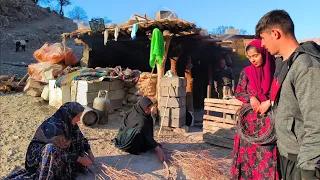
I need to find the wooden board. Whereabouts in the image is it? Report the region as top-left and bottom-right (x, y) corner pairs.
(204, 106), (238, 114)
(204, 103), (240, 111)
(204, 98), (242, 106)
(203, 120), (234, 130)
(203, 115), (236, 125)
(203, 132), (234, 149)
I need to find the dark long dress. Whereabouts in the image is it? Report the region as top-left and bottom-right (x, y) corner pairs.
(6, 102), (91, 180)
(230, 70), (280, 180)
(114, 100), (158, 155)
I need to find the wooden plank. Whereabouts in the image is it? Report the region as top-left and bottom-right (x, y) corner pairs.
(204, 106), (238, 114)
(203, 120), (234, 129)
(203, 133), (234, 149)
(204, 103), (241, 111)
(203, 129), (235, 140)
(203, 115), (236, 125)
(204, 98), (242, 106)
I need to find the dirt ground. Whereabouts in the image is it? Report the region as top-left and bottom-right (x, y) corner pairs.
(0, 93), (232, 179)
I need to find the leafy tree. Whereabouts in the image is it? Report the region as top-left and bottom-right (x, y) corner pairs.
(239, 29), (249, 35)
(211, 26), (235, 34)
(67, 6), (88, 21)
(56, 0), (71, 16)
(103, 16), (112, 24)
(210, 25), (249, 35)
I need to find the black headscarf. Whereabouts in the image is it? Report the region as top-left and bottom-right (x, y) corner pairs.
(33, 102), (84, 147)
(115, 97), (158, 152)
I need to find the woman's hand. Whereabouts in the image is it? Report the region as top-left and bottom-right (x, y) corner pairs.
(77, 156), (93, 167)
(258, 100), (271, 115)
(87, 150), (95, 163)
(155, 146), (165, 163)
(53, 136), (71, 149)
(250, 96), (260, 113)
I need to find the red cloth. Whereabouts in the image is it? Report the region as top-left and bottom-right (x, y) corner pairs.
(244, 39), (275, 101)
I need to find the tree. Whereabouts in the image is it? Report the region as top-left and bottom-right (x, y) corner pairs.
(67, 6), (88, 21)
(210, 25), (249, 35)
(211, 26), (235, 35)
(239, 29), (249, 35)
(56, 0), (71, 16)
(103, 16), (112, 24)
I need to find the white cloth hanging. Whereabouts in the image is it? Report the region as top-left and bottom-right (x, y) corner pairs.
(114, 26), (120, 41)
(104, 30), (109, 45)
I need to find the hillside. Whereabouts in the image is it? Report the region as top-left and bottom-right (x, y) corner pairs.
(299, 38), (320, 45)
(0, 0), (80, 77)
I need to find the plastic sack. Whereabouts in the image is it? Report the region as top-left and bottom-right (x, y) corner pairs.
(33, 43), (78, 65)
(28, 62), (64, 83)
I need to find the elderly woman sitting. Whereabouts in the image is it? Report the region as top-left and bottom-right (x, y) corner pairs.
(113, 97), (165, 163)
(7, 102), (94, 180)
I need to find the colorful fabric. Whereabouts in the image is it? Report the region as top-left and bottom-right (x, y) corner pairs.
(112, 66), (141, 83)
(131, 24), (138, 40)
(231, 70), (280, 180)
(244, 39), (275, 102)
(55, 67), (141, 87)
(149, 28), (164, 69)
(6, 102), (90, 180)
(55, 70), (82, 87)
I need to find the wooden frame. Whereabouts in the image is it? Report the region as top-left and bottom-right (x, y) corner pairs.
(202, 98), (242, 148)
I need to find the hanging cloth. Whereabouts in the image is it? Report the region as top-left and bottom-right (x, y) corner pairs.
(114, 26), (120, 41)
(104, 30), (109, 45)
(131, 24), (138, 40)
(149, 28), (164, 68)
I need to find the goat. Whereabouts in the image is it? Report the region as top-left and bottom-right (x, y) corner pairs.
(14, 40), (29, 52)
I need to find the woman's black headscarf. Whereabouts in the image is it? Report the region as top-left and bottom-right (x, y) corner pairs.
(33, 102), (85, 147)
(115, 97), (158, 152)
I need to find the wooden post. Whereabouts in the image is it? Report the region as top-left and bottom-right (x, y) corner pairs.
(169, 43), (181, 76)
(185, 56), (194, 112)
(207, 60), (213, 115)
(170, 56), (178, 76)
(156, 30), (173, 101)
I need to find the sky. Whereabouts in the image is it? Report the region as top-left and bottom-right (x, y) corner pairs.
(50, 0), (319, 40)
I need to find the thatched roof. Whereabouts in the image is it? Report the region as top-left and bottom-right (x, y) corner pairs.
(63, 18), (202, 41)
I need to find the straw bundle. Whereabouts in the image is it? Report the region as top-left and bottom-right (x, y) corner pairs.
(94, 162), (144, 180)
(165, 149), (229, 180)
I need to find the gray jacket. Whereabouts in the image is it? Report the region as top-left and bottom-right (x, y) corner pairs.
(273, 41), (320, 171)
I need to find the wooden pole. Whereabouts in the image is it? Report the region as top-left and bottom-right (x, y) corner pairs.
(185, 56), (194, 112)
(170, 56), (178, 76)
(156, 30), (173, 101)
(207, 60), (213, 115)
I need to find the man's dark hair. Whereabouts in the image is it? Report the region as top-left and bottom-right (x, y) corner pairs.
(255, 10), (295, 38)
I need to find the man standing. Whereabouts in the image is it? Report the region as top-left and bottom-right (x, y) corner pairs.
(214, 58), (235, 99)
(256, 10), (320, 180)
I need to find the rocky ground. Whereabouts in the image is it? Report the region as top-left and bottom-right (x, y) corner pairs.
(0, 93), (232, 179)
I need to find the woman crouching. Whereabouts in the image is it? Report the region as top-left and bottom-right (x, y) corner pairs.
(113, 97), (165, 163)
(7, 102), (94, 180)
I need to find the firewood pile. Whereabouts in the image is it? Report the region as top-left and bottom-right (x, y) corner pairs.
(0, 75), (25, 93)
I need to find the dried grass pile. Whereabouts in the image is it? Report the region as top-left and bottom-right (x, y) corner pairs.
(94, 162), (144, 180)
(165, 149), (229, 180)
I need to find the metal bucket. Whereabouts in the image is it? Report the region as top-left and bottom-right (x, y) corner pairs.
(80, 105), (99, 127)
